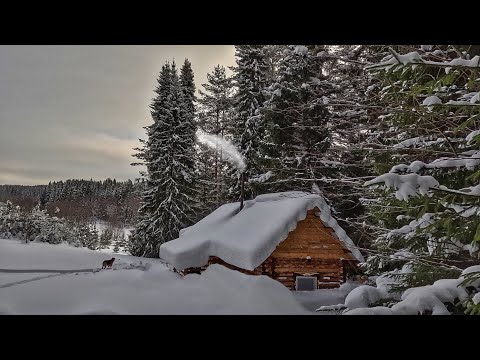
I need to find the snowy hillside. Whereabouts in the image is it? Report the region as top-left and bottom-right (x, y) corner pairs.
(0, 238), (311, 315)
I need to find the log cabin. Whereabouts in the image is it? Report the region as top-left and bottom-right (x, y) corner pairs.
(160, 191), (364, 290)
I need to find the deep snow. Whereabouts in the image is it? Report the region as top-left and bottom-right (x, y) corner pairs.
(0, 238), (322, 315)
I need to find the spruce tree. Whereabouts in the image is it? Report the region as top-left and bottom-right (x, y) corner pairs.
(262, 45), (331, 193)
(99, 226), (113, 249)
(129, 61), (198, 257)
(179, 59), (201, 220)
(112, 229), (125, 253)
(197, 65), (235, 209)
(180, 59), (196, 128)
(362, 45), (480, 292)
(310, 45), (388, 246)
(228, 45), (269, 200)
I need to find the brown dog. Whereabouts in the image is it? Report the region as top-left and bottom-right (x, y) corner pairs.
(102, 257), (115, 269)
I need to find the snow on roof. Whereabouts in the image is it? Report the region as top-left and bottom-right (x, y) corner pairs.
(160, 191), (364, 272)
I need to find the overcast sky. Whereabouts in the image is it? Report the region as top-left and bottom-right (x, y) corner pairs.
(0, 45), (236, 185)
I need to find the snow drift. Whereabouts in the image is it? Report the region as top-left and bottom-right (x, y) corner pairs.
(0, 238), (308, 315)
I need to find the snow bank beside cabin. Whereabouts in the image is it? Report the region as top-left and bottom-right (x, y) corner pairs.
(344, 273), (403, 309)
(343, 265), (480, 315)
(0, 239), (308, 314)
(160, 192), (363, 272)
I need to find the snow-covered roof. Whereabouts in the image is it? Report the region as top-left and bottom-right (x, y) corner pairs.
(160, 191), (364, 272)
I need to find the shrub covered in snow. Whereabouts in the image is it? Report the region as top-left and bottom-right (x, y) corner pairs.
(0, 200), (101, 249)
(343, 265), (480, 315)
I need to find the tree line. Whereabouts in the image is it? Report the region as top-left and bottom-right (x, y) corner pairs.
(0, 178), (142, 226)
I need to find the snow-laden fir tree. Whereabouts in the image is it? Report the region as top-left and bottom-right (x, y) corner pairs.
(129, 61), (198, 257)
(179, 59), (202, 221)
(112, 229), (126, 253)
(99, 226), (113, 249)
(262, 45), (284, 84)
(227, 45), (269, 201)
(261, 45), (331, 194)
(180, 59), (197, 148)
(307, 45), (390, 248)
(74, 223), (99, 249)
(361, 46), (480, 301)
(197, 65), (235, 209)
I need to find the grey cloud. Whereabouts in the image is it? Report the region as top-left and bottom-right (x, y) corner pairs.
(0, 45), (236, 185)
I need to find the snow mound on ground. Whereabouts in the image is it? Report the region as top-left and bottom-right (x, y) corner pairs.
(181, 264), (308, 315)
(293, 280), (361, 312)
(344, 306), (394, 315)
(462, 265), (480, 276)
(473, 293), (480, 305)
(345, 266), (480, 315)
(0, 239), (309, 315)
(345, 285), (383, 309)
(344, 274), (402, 310)
(316, 304), (347, 312)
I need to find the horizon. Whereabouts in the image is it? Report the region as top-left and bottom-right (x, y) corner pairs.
(0, 45), (236, 186)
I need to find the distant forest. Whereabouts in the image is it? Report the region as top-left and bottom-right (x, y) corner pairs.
(0, 179), (141, 226)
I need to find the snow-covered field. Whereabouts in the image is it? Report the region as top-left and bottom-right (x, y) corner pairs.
(0, 238), (338, 315)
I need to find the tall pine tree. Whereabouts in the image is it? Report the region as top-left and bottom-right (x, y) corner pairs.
(180, 59), (197, 150)
(228, 45), (269, 200)
(179, 59), (201, 222)
(129, 61), (198, 257)
(197, 65), (235, 208)
(262, 45), (331, 193)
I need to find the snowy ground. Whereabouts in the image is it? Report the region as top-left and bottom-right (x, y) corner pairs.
(292, 282), (360, 313)
(0, 238), (356, 314)
(0, 238), (356, 315)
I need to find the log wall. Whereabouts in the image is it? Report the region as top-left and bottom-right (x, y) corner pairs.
(188, 208), (358, 290)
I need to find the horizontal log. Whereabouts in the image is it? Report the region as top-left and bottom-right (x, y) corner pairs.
(275, 271), (341, 275)
(275, 243), (345, 248)
(275, 263), (341, 267)
(276, 275), (341, 281)
(280, 235), (335, 238)
(275, 243), (346, 248)
(275, 268), (341, 272)
(275, 269), (342, 277)
(274, 261), (352, 266)
(277, 267), (344, 272)
(272, 253), (352, 259)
